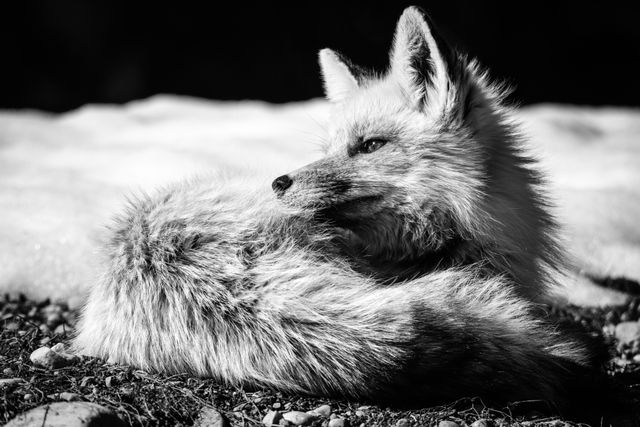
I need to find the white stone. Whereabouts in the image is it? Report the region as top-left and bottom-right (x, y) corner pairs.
(615, 321), (640, 343)
(5, 402), (126, 427)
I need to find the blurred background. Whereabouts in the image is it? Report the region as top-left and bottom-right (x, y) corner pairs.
(2, 1), (639, 112)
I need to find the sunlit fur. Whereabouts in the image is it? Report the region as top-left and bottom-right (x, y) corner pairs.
(291, 13), (560, 302)
(75, 7), (615, 421)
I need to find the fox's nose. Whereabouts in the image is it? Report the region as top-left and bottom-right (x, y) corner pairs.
(272, 174), (293, 195)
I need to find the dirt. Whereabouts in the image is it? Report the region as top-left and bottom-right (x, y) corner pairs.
(1, 287), (639, 427)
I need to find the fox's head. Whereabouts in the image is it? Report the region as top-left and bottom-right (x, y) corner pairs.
(273, 7), (557, 290)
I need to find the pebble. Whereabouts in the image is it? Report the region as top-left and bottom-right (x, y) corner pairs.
(42, 304), (65, 328)
(282, 411), (317, 426)
(5, 402), (127, 427)
(193, 407), (230, 427)
(54, 323), (71, 335)
(30, 345), (79, 369)
(396, 419), (411, 427)
(615, 321), (640, 343)
(263, 410), (283, 426)
(48, 391), (80, 401)
(23, 393), (32, 401)
(329, 418), (346, 427)
(5, 322), (20, 331)
(439, 422), (460, 427)
(119, 386), (134, 396)
(309, 404), (331, 417)
(272, 402), (282, 409)
(471, 420), (489, 427)
(51, 343), (65, 352)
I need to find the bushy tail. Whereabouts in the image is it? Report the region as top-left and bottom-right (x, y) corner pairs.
(72, 190), (624, 424)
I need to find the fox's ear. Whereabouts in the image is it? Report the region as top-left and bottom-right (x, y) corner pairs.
(319, 48), (361, 103)
(390, 7), (452, 114)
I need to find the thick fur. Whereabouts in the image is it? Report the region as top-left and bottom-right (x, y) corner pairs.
(74, 7), (621, 424)
(311, 11), (559, 302)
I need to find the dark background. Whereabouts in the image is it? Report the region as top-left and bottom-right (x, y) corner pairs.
(2, 2), (639, 112)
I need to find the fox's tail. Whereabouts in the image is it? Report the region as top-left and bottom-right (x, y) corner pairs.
(73, 190), (627, 425)
(74, 268), (625, 424)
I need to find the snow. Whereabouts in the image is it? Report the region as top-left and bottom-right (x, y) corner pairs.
(0, 95), (638, 307)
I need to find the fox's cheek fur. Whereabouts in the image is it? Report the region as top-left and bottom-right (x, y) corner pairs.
(278, 157), (399, 211)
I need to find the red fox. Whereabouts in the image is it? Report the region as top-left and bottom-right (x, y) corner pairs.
(74, 7), (624, 423)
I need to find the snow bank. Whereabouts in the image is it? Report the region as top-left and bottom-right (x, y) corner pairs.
(0, 96), (638, 306)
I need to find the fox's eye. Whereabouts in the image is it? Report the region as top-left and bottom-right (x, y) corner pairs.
(359, 138), (387, 154)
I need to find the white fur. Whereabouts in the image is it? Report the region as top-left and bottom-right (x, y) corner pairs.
(74, 7), (606, 416)
(319, 49), (359, 103)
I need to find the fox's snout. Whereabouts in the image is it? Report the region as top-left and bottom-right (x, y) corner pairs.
(272, 174), (293, 195)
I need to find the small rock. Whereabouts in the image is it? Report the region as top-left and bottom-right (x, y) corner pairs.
(30, 346), (79, 369)
(329, 418), (347, 427)
(43, 304), (64, 328)
(395, 420), (410, 427)
(439, 422), (460, 427)
(310, 404), (331, 418)
(355, 411), (365, 417)
(3, 367), (14, 375)
(105, 376), (114, 387)
(5, 322), (19, 331)
(615, 321), (640, 343)
(119, 386), (134, 396)
(282, 411), (317, 426)
(263, 410), (283, 426)
(471, 420), (489, 427)
(194, 406), (230, 427)
(48, 392), (80, 401)
(278, 419), (290, 427)
(5, 402), (127, 427)
(54, 323), (72, 335)
(23, 393), (32, 401)
(633, 354), (640, 363)
(0, 378), (24, 387)
(51, 343), (65, 352)
(80, 376), (93, 387)
(60, 392), (80, 401)
(232, 403), (246, 412)
(272, 402), (282, 409)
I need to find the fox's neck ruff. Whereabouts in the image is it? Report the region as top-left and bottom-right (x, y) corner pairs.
(323, 133), (562, 303)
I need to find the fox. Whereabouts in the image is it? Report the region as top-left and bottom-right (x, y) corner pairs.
(74, 7), (626, 424)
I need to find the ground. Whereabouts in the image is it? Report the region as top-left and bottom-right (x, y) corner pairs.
(2, 280), (639, 426)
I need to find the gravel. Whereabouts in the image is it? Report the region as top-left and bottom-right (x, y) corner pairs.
(1, 289), (640, 426)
